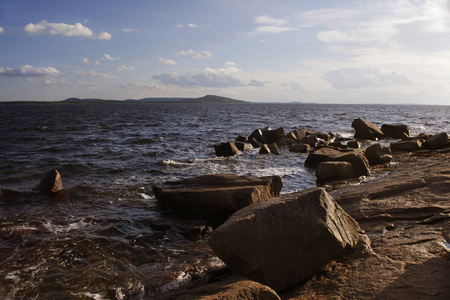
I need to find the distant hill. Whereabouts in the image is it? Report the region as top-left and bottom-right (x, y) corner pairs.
(62, 95), (249, 104)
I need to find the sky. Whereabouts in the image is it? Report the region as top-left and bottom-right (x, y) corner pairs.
(0, 0), (450, 104)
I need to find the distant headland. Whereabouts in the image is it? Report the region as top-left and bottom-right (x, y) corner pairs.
(62, 95), (250, 104)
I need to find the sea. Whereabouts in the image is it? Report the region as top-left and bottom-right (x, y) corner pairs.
(0, 102), (449, 299)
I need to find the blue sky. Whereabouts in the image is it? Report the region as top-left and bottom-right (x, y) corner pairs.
(1, 0), (450, 104)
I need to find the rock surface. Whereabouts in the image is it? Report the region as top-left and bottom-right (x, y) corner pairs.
(364, 143), (392, 166)
(352, 118), (384, 140)
(280, 152), (450, 299)
(305, 147), (371, 177)
(153, 174), (282, 225)
(176, 276), (281, 300)
(316, 161), (355, 183)
(381, 124), (410, 139)
(424, 132), (449, 149)
(209, 188), (360, 292)
(391, 139), (423, 152)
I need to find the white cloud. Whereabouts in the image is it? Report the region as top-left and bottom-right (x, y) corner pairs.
(23, 20), (111, 40)
(255, 26), (297, 34)
(152, 65), (244, 88)
(187, 23), (198, 28)
(103, 53), (118, 61)
(122, 28), (140, 33)
(117, 65), (136, 71)
(0, 26), (4, 35)
(119, 81), (167, 90)
(0, 65), (60, 77)
(193, 51), (213, 59)
(175, 24), (184, 30)
(81, 57), (90, 64)
(178, 49), (213, 59)
(322, 67), (411, 89)
(97, 32), (111, 40)
(158, 58), (177, 65)
(254, 15), (288, 26)
(73, 70), (118, 79)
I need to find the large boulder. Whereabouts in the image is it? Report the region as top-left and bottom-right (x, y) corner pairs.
(153, 174), (282, 225)
(381, 124), (410, 139)
(176, 276), (280, 300)
(424, 132), (449, 149)
(316, 161), (355, 183)
(304, 147), (370, 177)
(214, 142), (242, 157)
(351, 118), (384, 140)
(35, 169), (64, 194)
(262, 127), (285, 144)
(390, 140), (422, 152)
(364, 144), (392, 166)
(209, 188), (360, 292)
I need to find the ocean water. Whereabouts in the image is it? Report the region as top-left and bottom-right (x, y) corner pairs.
(0, 102), (449, 299)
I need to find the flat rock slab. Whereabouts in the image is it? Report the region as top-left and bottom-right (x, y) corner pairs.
(153, 174), (282, 225)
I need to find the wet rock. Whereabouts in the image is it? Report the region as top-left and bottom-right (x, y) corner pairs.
(153, 174), (282, 225)
(302, 134), (318, 147)
(209, 188), (360, 292)
(176, 276), (281, 300)
(35, 169), (64, 195)
(424, 132), (449, 149)
(262, 127), (285, 144)
(347, 140), (360, 149)
(149, 217), (212, 239)
(235, 141), (253, 152)
(305, 147), (370, 177)
(248, 137), (262, 148)
(381, 124), (410, 139)
(390, 140), (422, 152)
(214, 142), (242, 157)
(364, 144), (392, 166)
(316, 161), (355, 183)
(235, 135), (248, 143)
(351, 118), (384, 140)
(288, 143), (310, 153)
(329, 141), (348, 149)
(259, 143), (281, 155)
(248, 129), (265, 144)
(259, 144), (271, 154)
(289, 128), (308, 142)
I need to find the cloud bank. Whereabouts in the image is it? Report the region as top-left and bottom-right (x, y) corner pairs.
(0, 65), (60, 77)
(24, 20), (111, 40)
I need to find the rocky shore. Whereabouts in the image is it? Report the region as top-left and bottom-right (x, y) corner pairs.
(152, 119), (449, 300)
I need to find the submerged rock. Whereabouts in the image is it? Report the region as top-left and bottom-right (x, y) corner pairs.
(209, 188), (360, 292)
(35, 169), (64, 195)
(153, 174), (282, 225)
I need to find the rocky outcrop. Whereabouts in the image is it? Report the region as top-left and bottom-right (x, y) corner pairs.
(424, 132), (449, 149)
(153, 174), (282, 225)
(352, 118), (384, 140)
(316, 161), (355, 183)
(214, 142), (242, 157)
(305, 147), (371, 177)
(176, 276), (280, 300)
(364, 143), (392, 166)
(391, 140), (422, 152)
(381, 124), (410, 139)
(209, 188), (360, 292)
(280, 153), (450, 299)
(288, 143), (310, 153)
(34, 169), (64, 195)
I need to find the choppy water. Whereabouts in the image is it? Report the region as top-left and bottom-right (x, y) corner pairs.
(0, 102), (449, 299)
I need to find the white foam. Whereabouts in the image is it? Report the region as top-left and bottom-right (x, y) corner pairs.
(140, 193), (152, 200)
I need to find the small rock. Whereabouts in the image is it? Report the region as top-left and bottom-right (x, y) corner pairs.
(214, 142), (242, 157)
(347, 140), (361, 149)
(35, 169), (64, 194)
(391, 140), (422, 152)
(289, 143), (310, 153)
(365, 144), (392, 166)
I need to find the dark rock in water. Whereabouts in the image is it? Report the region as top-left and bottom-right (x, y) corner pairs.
(405, 133), (431, 141)
(302, 134), (318, 147)
(352, 118), (384, 140)
(268, 143), (281, 155)
(262, 127), (285, 144)
(381, 124), (410, 139)
(424, 132), (449, 149)
(347, 140), (360, 149)
(149, 216), (212, 239)
(209, 188), (360, 292)
(248, 137), (262, 148)
(289, 128), (308, 141)
(234, 141), (253, 152)
(248, 129), (266, 144)
(316, 161), (355, 183)
(259, 144), (271, 154)
(289, 143), (310, 153)
(329, 141), (348, 149)
(35, 169), (64, 194)
(308, 130), (331, 141)
(305, 147), (370, 177)
(235, 135), (248, 143)
(214, 142), (242, 157)
(364, 144), (392, 166)
(390, 140), (422, 152)
(276, 135), (297, 147)
(153, 174), (282, 225)
(176, 276), (281, 300)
